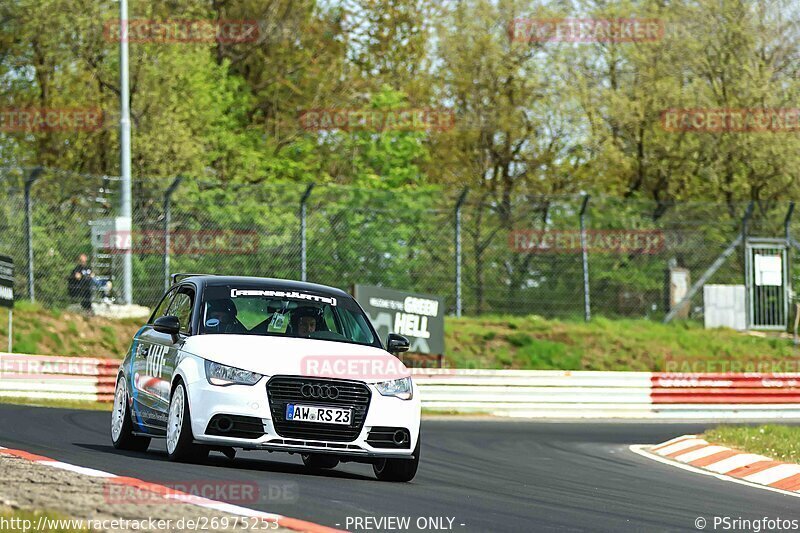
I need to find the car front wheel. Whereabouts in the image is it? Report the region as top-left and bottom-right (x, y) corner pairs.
(373, 433), (420, 482)
(110, 376), (150, 452)
(166, 381), (208, 463)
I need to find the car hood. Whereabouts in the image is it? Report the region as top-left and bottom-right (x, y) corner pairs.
(181, 334), (410, 383)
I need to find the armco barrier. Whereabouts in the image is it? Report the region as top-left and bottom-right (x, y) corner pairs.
(411, 369), (654, 418)
(1, 353), (800, 418)
(0, 353), (117, 402)
(411, 369), (800, 418)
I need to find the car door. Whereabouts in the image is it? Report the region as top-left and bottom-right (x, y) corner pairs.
(131, 287), (176, 432)
(144, 284), (196, 419)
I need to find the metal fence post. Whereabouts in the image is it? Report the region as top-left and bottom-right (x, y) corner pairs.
(455, 188), (468, 317)
(300, 184), (314, 281)
(579, 194), (591, 322)
(784, 202), (795, 242)
(785, 203), (795, 333)
(163, 176), (183, 290)
(742, 201), (754, 329)
(24, 167), (42, 302)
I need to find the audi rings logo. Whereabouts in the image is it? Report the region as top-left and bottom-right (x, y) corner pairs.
(301, 383), (340, 400)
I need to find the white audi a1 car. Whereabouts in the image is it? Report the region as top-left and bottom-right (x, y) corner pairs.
(111, 274), (421, 482)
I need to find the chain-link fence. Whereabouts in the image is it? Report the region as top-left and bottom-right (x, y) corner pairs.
(2, 166), (798, 324)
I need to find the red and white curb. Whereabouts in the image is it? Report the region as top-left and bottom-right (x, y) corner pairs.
(630, 435), (800, 498)
(0, 445), (343, 533)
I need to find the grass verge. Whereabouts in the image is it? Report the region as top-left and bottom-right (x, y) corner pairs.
(0, 507), (92, 532)
(446, 315), (796, 371)
(702, 425), (800, 464)
(2, 303), (797, 371)
(0, 301), (141, 358)
(0, 396), (111, 412)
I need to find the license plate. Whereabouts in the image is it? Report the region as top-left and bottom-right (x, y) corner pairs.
(286, 404), (352, 425)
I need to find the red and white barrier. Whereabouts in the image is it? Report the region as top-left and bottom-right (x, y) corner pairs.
(1, 353), (800, 418)
(652, 373), (800, 403)
(413, 368), (800, 418)
(0, 353), (118, 402)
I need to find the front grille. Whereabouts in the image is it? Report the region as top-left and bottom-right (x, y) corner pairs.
(267, 376), (371, 442)
(366, 427), (411, 449)
(206, 414), (265, 439)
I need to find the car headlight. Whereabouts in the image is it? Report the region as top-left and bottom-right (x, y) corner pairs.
(375, 377), (413, 400)
(204, 360), (263, 386)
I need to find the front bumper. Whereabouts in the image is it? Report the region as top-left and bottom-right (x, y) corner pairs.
(183, 369), (421, 458)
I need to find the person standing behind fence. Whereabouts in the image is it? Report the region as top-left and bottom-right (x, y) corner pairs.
(68, 254), (94, 312)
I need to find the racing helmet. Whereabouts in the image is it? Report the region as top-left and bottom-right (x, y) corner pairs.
(207, 298), (237, 316)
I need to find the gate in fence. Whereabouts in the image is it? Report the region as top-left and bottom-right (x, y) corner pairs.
(745, 238), (790, 330)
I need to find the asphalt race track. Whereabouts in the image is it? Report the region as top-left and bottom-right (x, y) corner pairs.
(1, 404), (798, 532)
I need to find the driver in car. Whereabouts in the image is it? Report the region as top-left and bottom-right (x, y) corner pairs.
(205, 298), (245, 334)
(293, 307), (321, 337)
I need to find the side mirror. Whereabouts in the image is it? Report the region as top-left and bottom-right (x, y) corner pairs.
(153, 315), (180, 336)
(386, 333), (410, 354)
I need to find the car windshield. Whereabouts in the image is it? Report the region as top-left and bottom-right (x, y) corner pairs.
(199, 284), (378, 347)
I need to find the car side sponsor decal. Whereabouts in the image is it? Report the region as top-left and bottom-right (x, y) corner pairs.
(144, 344), (168, 379)
(229, 288), (337, 306)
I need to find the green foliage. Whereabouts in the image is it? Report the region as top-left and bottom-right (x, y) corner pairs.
(2, 0), (800, 319)
(505, 332), (533, 347)
(445, 314), (797, 371)
(703, 425), (800, 464)
(13, 329), (41, 354)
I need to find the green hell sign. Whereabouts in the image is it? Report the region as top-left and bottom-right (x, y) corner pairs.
(0, 255), (13, 309)
(353, 284), (445, 355)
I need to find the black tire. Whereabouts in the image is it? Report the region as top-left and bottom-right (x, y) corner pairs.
(373, 433), (420, 482)
(166, 381), (209, 463)
(110, 376), (151, 452)
(301, 453), (339, 470)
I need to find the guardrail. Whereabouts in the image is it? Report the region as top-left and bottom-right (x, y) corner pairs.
(0, 353), (117, 402)
(1, 353), (799, 418)
(412, 369), (800, 418)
